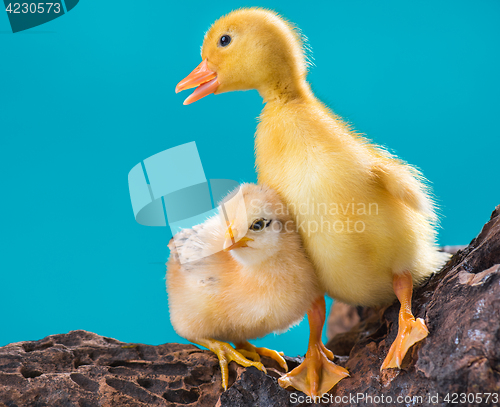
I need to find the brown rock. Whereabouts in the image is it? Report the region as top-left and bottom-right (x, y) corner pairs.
(326, 302), (360, 341)
(0, 330), (296, 407)
(0, 331), (227, 406)
(1, 206), (499, 406)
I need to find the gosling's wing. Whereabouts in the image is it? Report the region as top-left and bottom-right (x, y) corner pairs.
(371, 150), (435, 219)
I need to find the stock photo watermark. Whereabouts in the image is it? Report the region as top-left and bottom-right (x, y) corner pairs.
(250, 197), (379, 236)
(290, 391), (499, 405)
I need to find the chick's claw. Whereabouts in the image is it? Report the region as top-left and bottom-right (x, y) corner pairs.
(193, 338), (266, 391)
(235, 348), (261, 362)
(254, 346), (288, 372)
(236, 341), (288, 372)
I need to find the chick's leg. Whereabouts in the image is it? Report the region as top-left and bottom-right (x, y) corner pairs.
(278, 296), (349, 397)
(236, 340), (288, 371)
(381, 271), (429, 370)
(193, 338), (266, 391)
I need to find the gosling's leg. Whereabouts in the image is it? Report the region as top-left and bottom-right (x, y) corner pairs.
(278, 296), (349, 397)
(236, 340), (288, 371)
(193, 338), (266, 391)
(381, 271), (429, 370)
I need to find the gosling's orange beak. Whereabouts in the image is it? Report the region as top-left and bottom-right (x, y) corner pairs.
(175, 59), (219, 105)
(223, 222), (253, 252)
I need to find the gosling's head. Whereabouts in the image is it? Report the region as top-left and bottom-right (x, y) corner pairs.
(220, 183), (295, 267)
(175, 8), (310, 104)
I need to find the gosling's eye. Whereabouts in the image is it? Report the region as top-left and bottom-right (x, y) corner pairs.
(249, 218), (270, 231)
(219, 35), (231, 47)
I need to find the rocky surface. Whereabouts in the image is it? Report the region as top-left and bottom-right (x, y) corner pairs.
(0, 332), (223, 407)
(0, 330), (299, 407)
(1, 206), (499, 406)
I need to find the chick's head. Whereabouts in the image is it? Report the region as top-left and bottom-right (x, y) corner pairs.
(221, 183), (294, 267)
(176, 8), (310, 103)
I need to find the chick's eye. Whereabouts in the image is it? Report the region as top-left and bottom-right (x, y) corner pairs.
(219, 35), (231, 47)
(250, 218), (269, 231)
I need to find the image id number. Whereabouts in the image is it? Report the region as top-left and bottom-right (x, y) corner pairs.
(6, 3), (61, 14)
(444, 392), (499, 404)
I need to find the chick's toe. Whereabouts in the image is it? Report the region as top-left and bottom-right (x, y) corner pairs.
(193, 338), (266, 391)
(236, 340), (288, 372)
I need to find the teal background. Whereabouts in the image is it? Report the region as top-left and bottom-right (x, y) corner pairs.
(0, 1), (498, 356)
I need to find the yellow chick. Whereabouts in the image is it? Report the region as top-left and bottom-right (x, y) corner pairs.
(175, 8), (450, 397)
(166, 183), (322, 391)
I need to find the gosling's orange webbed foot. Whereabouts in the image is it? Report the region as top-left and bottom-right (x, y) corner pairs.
(278, 342), (349, 397)
(278, 297), (349, 397)
(381, 315), (428, 369)
(193, 338), (266, 391)
(236, 340), (288, 371)
(381, 271), (429, 370)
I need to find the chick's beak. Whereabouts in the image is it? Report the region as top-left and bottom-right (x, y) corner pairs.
(175, 59), (219, 105)
(223, 223), (253, 252)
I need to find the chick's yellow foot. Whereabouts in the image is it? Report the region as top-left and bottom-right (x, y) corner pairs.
(236, 340), (288, 371)
(235, 348), (261, 362)
(278, 297), (349, 397)
(381, 271), (429, 370)
(193, 338), (266, 391)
